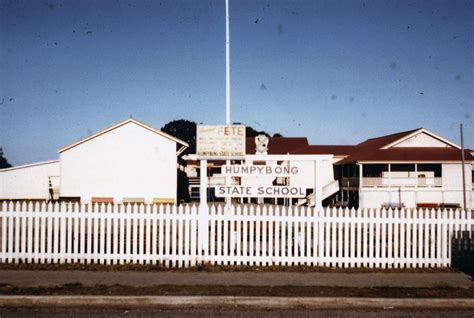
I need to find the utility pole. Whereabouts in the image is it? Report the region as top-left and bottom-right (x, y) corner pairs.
(460, 124), (467, 211)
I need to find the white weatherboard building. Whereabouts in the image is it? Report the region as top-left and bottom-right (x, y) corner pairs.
(1, 121), (472, 210)
(0, 118), (188, 204)
(332, 128), (474, 209)
(0, 160), (60, 201)
(186, 128), (473, 210)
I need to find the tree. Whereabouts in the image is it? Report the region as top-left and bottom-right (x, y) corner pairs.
(161, 119), (197, 155)
(0, 148), (12, 169)
(232, 122), (271, 138)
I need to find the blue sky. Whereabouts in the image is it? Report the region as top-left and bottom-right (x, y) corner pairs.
(1, 0), (472, 165)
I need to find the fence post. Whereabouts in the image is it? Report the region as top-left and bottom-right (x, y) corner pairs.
(314, 160), (323, 211)
(199, 159), (208, 256)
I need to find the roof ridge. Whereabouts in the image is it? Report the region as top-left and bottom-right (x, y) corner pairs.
(305, 144), (355, 147)
(363, 128), (423, 142)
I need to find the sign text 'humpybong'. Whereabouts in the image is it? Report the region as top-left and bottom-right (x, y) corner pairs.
(196, 125), (245, 159)
(214, 186), (306, 198)
(221, 164), (299, 177)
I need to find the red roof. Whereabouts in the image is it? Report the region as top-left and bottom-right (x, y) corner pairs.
(245, 137), (308, 154)
(291, 145), (355, 156)
(336, 128), (474, 164)
(186, 128), (474, 165)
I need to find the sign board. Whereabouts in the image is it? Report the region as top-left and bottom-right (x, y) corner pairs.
(221, 164), (298, 177)
(214, 185), (306, 198)
(214, 163), (306, 198)
(196, 125), (245, 159)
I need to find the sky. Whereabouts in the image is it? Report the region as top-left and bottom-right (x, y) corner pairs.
(0, 0), (473, 166)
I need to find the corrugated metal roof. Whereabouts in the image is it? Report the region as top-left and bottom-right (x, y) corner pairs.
(291, 145), (355, 156)
(245, 137), (308, 154)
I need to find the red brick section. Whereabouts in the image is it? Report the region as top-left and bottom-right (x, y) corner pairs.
(416, 203), (439, 208)
(91, 197), (114, 204)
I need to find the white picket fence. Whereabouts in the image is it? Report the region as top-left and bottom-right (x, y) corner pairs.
(0, 202), (472, 268)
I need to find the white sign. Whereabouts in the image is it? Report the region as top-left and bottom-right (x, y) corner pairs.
(196, 125), (246, 159)
(215, 163), (306, 198)
(221, 164), (299, 177)
(215, 186), (306, 198)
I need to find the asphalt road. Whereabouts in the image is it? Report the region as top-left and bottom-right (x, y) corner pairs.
(0, 308), (473, 318)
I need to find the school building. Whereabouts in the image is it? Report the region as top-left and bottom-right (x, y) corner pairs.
(1, 119), (472, 210)
(0, 118), (188, 205)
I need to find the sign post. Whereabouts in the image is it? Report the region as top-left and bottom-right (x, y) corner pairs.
(196, 124), (246, 255)
(199, 159), (208, 253)
(314, 160), (323, 211)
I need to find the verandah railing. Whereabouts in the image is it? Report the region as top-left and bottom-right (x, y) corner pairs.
(0, 202), (471, 268)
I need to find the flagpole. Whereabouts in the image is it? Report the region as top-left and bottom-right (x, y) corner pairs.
(225, 0), (231, 125)
(225, 0), (231, 207)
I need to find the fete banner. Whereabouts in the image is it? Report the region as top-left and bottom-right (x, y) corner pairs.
(214, 185), (306, 198)
(196, 125), (246, 159)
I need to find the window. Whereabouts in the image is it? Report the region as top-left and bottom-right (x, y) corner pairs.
(362, 164), (388, 177)
(417, 164), (442, 177)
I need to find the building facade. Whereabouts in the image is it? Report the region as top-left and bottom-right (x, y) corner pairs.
(1, 122), (472, 210)
(0, 118), (188, 204)
(333, 128), (473, 209)
(185, 128), (473, 210)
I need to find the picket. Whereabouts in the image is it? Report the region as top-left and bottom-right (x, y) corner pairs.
(0, 202), (471, 268)
(1, 203), (6, 262)
(412, 209), (418, 268)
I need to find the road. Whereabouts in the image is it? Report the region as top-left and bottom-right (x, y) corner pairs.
(0, 308), (473, 318)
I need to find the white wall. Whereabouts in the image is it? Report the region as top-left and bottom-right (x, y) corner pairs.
(442, 163), (472, 190)
(0, 161), (60, 200)
(288, 160), (334, 189)
(393, 133), (451, 148)
(360, 163), (473, 209)
(60, 122), (178, 203)
(360, 188), (471, 209)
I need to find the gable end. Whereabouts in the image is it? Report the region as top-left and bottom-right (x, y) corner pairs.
(382, 129), (460, 149)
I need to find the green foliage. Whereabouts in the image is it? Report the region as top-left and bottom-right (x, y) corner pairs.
(0, 147), (12, 169)
(161, 119), (197, 154)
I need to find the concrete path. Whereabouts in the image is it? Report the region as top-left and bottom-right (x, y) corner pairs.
(0, 271), (472, 288)
(1, 295), (474, 310)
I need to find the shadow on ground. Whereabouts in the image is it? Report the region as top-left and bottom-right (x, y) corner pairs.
(451, 231), (474, 279)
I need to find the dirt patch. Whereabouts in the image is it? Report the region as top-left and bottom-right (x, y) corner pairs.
(0, 263), (456, 273)
(0, 284), (472, 298)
